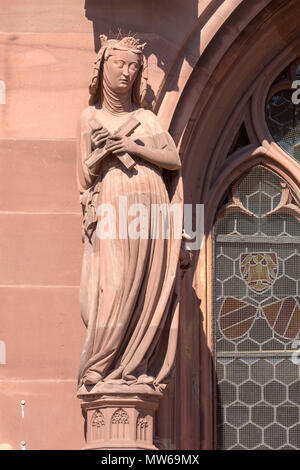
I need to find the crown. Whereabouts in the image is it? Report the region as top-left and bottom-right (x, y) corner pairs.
(99, 34), (146, 53)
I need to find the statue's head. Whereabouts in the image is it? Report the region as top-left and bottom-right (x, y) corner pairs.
(89, 34), (147, 107)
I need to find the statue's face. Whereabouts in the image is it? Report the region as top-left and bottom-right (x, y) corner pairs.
(104, 50), (141, 94)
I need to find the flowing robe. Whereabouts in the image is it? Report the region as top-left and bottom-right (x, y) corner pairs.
(76, 107), (183, 394)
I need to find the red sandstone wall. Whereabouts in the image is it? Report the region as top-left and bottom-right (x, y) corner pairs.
(0, 0), (200, 450)
(0, 1), (93, 450)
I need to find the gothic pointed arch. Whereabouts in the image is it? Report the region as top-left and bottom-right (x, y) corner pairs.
(154, 0), (300, 450)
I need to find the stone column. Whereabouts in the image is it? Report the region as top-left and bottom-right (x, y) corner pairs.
(80, 389), (162, 450)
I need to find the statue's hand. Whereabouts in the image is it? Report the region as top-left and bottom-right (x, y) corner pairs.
(91, 126), (111, 150)
(105, 135), (138, 156)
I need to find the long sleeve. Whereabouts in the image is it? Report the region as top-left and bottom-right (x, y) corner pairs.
(76, 107), (98, 192)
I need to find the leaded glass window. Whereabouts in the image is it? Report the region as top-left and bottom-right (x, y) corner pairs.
(214, 166), (300, 450)
(266, 59), (300, 162)
(266, 89), (300, 160)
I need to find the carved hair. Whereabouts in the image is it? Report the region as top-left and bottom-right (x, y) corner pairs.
(89, 34), (148, 107)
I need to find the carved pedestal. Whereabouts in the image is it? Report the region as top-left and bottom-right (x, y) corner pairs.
(81, 392), (161, 450)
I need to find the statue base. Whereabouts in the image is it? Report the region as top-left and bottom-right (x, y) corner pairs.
(80, 391), (162, 450)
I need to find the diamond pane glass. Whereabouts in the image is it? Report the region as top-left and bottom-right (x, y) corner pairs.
(214, 166), (300, 450)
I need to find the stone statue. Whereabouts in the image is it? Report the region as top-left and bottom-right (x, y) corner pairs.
(76, 34), (183, 399)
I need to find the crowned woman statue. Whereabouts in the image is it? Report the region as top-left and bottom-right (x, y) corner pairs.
(76, 34), (183, 397)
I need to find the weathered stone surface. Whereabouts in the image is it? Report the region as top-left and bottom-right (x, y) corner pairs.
(0, 33), (93, 139)
(0, 140), (79, 212)
(0, 213), (81, 285)
(0, 286), (85, 379)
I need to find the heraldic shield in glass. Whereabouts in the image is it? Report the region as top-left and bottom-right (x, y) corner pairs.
(214, 166), (300, 450)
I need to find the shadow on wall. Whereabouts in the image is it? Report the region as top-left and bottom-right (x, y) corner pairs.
(84, 0), (200, 109)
